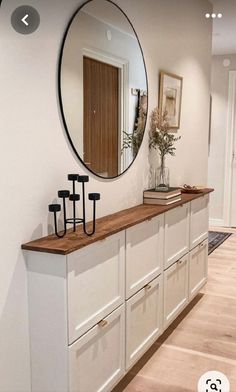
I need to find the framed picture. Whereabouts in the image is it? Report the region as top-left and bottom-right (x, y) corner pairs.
(159, 71), (183, 130)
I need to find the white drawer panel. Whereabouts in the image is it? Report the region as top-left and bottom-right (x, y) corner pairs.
(67, 231), (125, 343)
(126, 215), (164, 299)
(163, 254), (189, 329)
(69, 305), (125, 392)
(126, 276), (163, 370)
(190, 195), (209, 250)
(189, 239), (208, 300)
(164, 203), (190, 269)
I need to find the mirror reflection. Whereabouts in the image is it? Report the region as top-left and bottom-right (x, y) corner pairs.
(59, 0), (148, 178)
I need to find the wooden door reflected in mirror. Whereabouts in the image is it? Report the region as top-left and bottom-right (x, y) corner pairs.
(83, 57), (119, 177)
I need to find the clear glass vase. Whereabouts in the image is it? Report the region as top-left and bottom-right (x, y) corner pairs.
(155, 158), (169, 191)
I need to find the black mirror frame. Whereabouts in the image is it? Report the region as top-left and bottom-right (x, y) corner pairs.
(58, 0), (149, 180)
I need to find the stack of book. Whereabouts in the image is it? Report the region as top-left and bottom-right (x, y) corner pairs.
(143, 187), (182, 205)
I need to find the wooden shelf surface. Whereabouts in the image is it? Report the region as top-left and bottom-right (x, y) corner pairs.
(22, 188), (213, 255)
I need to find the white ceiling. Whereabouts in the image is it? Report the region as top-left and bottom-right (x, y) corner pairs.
(211, 0), (236, 55)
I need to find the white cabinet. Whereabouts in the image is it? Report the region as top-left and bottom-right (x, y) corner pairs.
(69, 305), (125, 392)
(25, 192), (211, 392)
(126, 276), (163, 370)
(190, 195), (209, 249)
(164, 204), (190, 269)
(163, 254), (189, 329)
(67, 232), (125, 343)
(126, 215), (164, 298)
(189, 239), (208, 300)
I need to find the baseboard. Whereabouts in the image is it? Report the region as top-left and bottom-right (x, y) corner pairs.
(209, 218), (224, 227)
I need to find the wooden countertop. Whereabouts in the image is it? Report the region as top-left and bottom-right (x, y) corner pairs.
(21, 188), (213, 255)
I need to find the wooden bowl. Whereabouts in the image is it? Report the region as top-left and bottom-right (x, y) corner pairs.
(181, 187), (204, 194)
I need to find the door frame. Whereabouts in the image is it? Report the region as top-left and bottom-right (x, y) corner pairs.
(223, 71), (236, 226)
(82, 47), (129, 172)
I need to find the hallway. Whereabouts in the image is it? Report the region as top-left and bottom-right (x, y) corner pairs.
(114, 229), (236, 391)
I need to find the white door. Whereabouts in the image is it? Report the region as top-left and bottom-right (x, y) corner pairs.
(67, 231), (125, 343)
(126, 215), (164, 299)
(223, 71), (236, 226)
(189, 239), (208, 300)
(69, 305), (125, 392)
(190, 195), (209, 249)
(126, 276), (163, 370)
(163, 254), (189, 329)
(164, 204), (190, 269)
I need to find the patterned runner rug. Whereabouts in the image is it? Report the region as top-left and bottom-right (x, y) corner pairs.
(208, 231), (232, 255)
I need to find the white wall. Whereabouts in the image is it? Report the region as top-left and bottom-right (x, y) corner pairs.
(208, 54), (236, 226)
(0, 0), (211, 391)
(147, 0), (212, 186)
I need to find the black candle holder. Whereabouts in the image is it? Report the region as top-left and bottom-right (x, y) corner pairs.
(48, 174), (100, 238)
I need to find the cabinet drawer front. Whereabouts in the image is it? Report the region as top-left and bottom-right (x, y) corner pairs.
(164, 204), (190, 269)
(67, 231), (125, 343)
(190, 195), (209, 249)
(126, 276), (163, 370)
(189, 239), (208, 300)
(163, 255), (189, 329)
(126, 215), (164, 299)
(69, 305), (125, 392)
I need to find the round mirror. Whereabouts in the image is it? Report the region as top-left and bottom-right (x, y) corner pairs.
(59, 0), (148, 178)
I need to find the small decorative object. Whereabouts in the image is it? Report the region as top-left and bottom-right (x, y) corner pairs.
(159, 71), (183, 130)
(48, 174), (100, 238)
(149, 108), (181, 191)
(181, 184), (205, 194)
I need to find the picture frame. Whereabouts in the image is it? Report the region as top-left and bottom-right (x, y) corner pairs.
(159, 71), (183, 130)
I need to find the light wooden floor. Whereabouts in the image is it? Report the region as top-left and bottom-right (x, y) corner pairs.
(113, 228), (236, 392)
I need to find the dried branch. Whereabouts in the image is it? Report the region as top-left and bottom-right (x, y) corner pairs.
(149, 108), (181, 160)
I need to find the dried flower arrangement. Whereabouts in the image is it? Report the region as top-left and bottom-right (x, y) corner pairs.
(149, 107), (181, 190)
(149, 107), (181, 167)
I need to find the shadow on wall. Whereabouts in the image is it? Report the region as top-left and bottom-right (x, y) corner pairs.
(31, 224), (43, 241)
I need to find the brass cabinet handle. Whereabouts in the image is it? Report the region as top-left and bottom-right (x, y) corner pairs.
(98, 319), (108, 328)
(144, 283), (152, 290)
(178, 259), (184, 265)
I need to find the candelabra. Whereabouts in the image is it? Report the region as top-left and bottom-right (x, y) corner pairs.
(48, 174), (100, 238)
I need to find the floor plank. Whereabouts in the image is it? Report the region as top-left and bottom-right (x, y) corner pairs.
(113, 230), (236, 392)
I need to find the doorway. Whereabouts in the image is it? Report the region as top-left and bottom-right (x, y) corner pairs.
(208, 2), (236, 228)
(83, 56), (119, 177)
(222, 71), (236, 227)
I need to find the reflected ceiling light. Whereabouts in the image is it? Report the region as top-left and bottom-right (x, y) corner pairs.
(106, 30), (112, 41)
(223, 59), (230, 67)
(205, 12), (222, 19)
